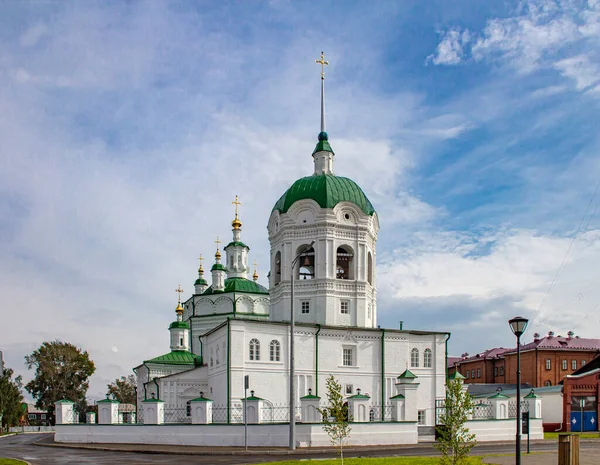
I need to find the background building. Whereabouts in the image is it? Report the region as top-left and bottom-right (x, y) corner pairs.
(450, 331), (600, 387)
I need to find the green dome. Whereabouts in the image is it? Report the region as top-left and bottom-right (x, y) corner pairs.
(169, 321), (190, 330)
(203, 277), (268, 296)
(194, 277), (208, 286)
(273, 174), (375, 216)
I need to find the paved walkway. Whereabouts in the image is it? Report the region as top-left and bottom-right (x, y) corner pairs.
(483, 450), (597, 465)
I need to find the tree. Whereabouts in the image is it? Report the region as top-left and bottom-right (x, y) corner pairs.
(317, 375), (351, 465)
(0, 367), (24, 430)
(107, 375), (137, 404)
(435, 378), (477, 465)
(25, 340), (95, 413)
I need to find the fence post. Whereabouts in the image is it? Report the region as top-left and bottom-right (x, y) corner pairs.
(390, 394), (405, 421)
(54, 400), (74, 425)
(190, 392), (213, 424)
(347, 389), (371, 422)
(300, 389), (321, 423)
(558, 434), (580, 465)
(97, 396), (120, 424)
(395, 369), (420, 422)
(142, 395), (165, 425)
(243, 391), (263, 424)
(524, 390), (542, 419)
(487, 392), (509, 419)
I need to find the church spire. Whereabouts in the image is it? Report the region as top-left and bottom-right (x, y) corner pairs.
(252, 260), (258, 282)
(316, 51), (328, 135)
(313, 51), (334, 175)
(225, 195), (250, 279)
(175, 284), (184, 321)
(194, 254), (208, 294)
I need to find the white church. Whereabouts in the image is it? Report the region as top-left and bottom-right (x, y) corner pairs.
(133, 55), (450, 432)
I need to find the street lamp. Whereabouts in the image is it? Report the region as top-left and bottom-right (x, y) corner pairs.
(508, 316), (529, 465)
(289, 240), (315, 451)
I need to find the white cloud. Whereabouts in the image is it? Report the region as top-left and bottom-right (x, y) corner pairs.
(554, 54), (600, 90)
(427, 29), (471, 65)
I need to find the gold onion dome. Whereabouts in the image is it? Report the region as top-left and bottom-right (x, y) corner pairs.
(175, 302), (184, 315)
(231, 216), (242, 229)
(215, 249), (222, 260)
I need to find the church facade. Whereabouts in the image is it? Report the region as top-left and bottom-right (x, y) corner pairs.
(134, 59), (450, 431)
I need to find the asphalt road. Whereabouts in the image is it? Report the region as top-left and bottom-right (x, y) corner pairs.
(0, 433), (594, 465)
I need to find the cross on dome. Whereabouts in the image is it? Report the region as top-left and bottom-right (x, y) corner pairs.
(231, 195), (242, 229)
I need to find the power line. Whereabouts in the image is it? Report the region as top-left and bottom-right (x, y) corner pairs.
(534, 178), (600, 321)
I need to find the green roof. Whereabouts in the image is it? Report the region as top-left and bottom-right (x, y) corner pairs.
(487, 393), (510, 399)
(145, 350), (202, 366)
(225, 241), (250, 250)
(389, 394), (405, 400)
(243, 395), (263, 401)
(397, 369), (418, 379)
(97, 398), (119, 404)
(348, 393), (370, 399)
(169, 321), (190, 330)
(194, 278), (208, 286)
(55, 399), (74, 404)
(190, 396), (213, 402)
(273, 174), (375, 216)
(203, 277), (268, 296)
(312, 131), (334, 155)
(524, 391), (538, 399)
(300, 394), (321, 399)
(448, 371), (466, 380)
(211, 263), (228, 272)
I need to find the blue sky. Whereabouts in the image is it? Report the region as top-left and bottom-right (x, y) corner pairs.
(1, 0), (599, 400)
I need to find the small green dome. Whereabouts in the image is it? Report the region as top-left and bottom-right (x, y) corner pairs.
(318, 131), (328, 141)
(203, 277), (268, 296)
(273, 174), (375, 216)
(169, 321), (190, 330)
(211, 263), (227, 272)
(194, 277), (208, 286)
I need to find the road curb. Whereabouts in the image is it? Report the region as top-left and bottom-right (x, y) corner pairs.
(33, 436), (554, 457)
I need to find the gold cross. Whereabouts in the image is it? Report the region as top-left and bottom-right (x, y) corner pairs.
(316, 51), (329, 80)
(198, 254), (204, 266)
(253, 260), (257, 270)
(215, 236), (221, 248)
(175, 284), (184, 303)
(232, 195), (242, 217)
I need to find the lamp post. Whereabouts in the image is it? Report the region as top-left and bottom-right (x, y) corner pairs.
(508, 316), (529, 465)
(289, 240), (315, 451)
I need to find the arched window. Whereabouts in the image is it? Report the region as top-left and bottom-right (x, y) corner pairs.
(411, 348), (419, 367)
(545, 380), (552, 386)
(186, 400), (191, 416)
(424, 349), (432, 368)
(298, 245), (315, 280)
(210, 348), (214, 367)
(269, 340), (281, 362)
(367, 252), (373, 285)
(336, 246), (354, 280)
(216, 345), (220, 365)
(369, 409), (375, 422)
(249, 338), (260, 361)
(274, 251), (281, 285)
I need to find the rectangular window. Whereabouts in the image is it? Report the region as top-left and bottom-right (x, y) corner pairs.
(494, 367), (498, 377)
(301, 301), (310, 314)
(465, 370), (469, 379)
(340, 301), (349, 314)
(500, 366), (504, 376)
(471, 369), (475, 379)
(582, 360), (586, 367)
(41, 414), (46, 419)
(477, 369), (481, 378)
(546, 359), (551, 370)
(562, 359), (567, 370)
(417, 410), (426, 425)
(572, 360), (577, 370)
(345, 384), (353, 395)
(28, 414), (35, 419)
(343, 347), (354, 366)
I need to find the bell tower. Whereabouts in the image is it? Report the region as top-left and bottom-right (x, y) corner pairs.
(267, 52), (379, 328)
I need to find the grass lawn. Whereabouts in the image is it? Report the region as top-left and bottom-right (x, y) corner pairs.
(261, 457), (484, 465)
(544, 432), (600, 440)
(0, 459), (27, 465)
